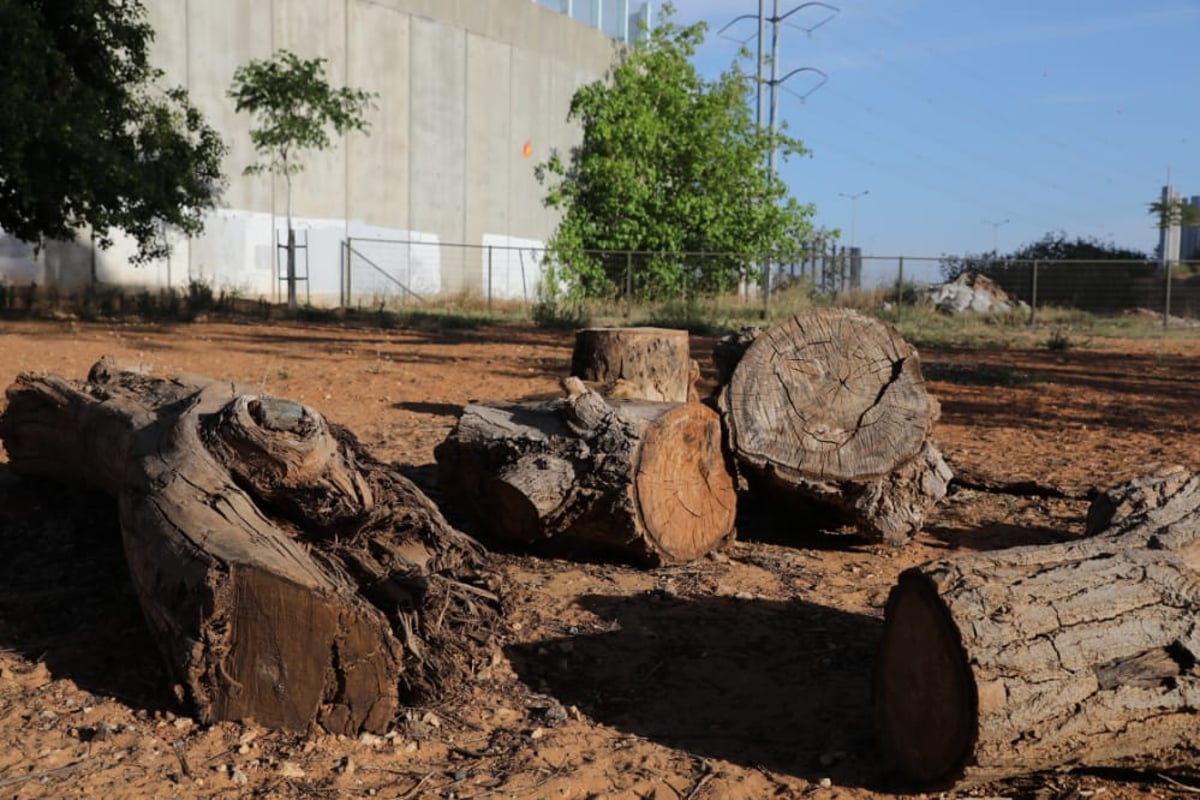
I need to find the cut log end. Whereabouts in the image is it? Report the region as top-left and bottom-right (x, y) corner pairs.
(436, 395), (736, 565)
(723, 309), (934, 482)
(874, 570), (976, 787)
(636, 403), (737, 563)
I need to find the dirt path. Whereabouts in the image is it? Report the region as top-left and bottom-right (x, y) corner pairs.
(0, 317), (1195, 799)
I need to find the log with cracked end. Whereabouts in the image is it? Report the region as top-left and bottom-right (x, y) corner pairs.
(875, 467), (1200, 787)
(714, 308), (951, 543)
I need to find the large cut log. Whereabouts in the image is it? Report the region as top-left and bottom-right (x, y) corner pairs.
(571, 326), (698, 402)
(874, 467), (1200, 788)
(0, 358), (501, 735)
(715, 310), (951, 543)
(435, 377), (736, 565)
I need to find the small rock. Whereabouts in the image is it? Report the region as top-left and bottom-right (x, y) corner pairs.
(277, 761), (305, 778)
(529, 727), (545, 740)
(819, 778), (832, 788)
(358, 732), (383, 747)
(172, 717), (193, 730)
(421, 712), (441, 728)
(237, 744), (251, 755)
(230, 768), (248, 786)
(335, 755), (354, 775)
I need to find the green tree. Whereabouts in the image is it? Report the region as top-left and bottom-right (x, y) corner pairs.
(228, 50), (376, 309)
(940, 231), (1148, 281)
(0, 0), (226, 262)
(536, 4), (815, 301)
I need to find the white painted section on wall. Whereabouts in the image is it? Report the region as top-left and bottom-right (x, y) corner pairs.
(480, 234), (547, 301)
(1, 210), (439, 307)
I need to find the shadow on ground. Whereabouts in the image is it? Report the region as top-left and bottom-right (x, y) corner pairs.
(0, 466), (175, 712)
(506, 591), (899, 790)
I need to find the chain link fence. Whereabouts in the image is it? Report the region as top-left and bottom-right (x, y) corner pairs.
(339, 238), (1200, 326)
(6, 237), (1200, 330)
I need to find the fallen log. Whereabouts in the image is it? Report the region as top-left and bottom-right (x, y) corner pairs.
(435, 377), (736, 565)
(0, 358), (501, 735)
(571, 326), (699, 402)
(715, 310), (951, 543)
(874, 467), (1200, 787)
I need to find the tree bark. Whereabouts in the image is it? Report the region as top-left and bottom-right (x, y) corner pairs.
(715, 309), (951, 543)
(571, 327), (698, 402)
(435, 377), (736, 565)
(0, 358), (501, 735)
(874, 467), (1200, 788)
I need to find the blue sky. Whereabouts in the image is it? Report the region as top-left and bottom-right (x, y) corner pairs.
(670, 0), (1199, 259)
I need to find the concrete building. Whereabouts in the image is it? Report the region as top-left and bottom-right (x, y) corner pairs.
(0, 0), (650, 305)
(1157, 186), (1200, 263)
(1182, 195), (1200, 261)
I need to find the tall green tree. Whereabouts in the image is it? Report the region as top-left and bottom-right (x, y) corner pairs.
(0, 0), (226, 262)
(229, 50), (376, 309)
(536, 5), (815, 301)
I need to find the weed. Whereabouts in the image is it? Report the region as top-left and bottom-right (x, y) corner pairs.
(1043, 327), (1088, 351)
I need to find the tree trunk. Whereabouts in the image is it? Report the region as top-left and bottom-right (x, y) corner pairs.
(0, 358), (501, 736)
(435, 377), (735, 565)
(715, 309), (951, 543)
(874, 467), (1200, 788)
(571, 327), (698, 402)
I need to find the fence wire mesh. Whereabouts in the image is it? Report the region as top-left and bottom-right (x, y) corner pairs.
(340, 238), (1200, 327)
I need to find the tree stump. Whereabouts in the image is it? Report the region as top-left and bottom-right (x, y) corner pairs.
(434, 377), (736, 565)
(715, 309), (951, 543)
(875, 467), (1200, 787)
(571, 327), (698, 402)
(0, 358), (502, 735)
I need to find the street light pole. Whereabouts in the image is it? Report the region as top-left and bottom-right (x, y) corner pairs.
(838, 189), (869, 250)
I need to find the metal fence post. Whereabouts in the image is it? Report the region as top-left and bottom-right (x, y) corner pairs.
(487, 245), (494, 312)
(625, 251), (633, 318)
(1164, 259), (1173, 329)
(341, 238), (349, 307)
(1029, 259), (1039, 326)
(761, 255), (770, 319)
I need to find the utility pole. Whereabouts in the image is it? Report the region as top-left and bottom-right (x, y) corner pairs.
(761, 2), (836, 315)
(720, 2), (837, 315)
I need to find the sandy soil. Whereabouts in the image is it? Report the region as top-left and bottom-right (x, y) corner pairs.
(0, 316), (1197, 799)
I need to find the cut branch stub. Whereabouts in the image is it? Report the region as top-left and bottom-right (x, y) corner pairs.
(435, 378), (736, 565)
(0, 358), (502, 735)
(875, 467), (1200, 787)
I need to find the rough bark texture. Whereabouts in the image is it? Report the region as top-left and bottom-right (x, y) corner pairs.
(0, 358), (502, 735)
(715, 310), (951, 543)
(435, 377), (736, 565)
(571, 327), (698, 402)
(875, 467), (1200, 788)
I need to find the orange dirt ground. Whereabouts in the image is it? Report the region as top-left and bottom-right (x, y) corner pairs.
(0, 317), (1198, 799)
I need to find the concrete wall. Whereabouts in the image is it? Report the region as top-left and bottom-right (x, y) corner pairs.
(0, 0), (617, 304)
